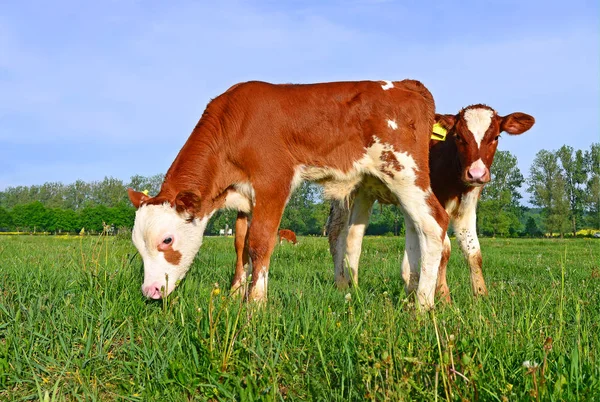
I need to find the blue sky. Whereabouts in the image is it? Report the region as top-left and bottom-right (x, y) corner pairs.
(1, 0), (598, 198)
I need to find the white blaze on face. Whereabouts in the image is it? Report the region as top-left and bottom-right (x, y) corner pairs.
(387, 119), (398, 130)
(463, 108), (494, 147)
(132, 202), (211, 298)
(381, 80), (394, 90)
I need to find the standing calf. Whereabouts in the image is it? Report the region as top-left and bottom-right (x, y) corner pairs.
(128, 79), (449, 310)
(327, 104), (534, 301)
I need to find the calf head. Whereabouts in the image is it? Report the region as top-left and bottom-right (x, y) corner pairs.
(435, 105), (535, 186)
(128, 188), (210, 299)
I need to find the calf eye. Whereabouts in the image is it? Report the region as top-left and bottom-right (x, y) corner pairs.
(494, 135), (500, 141)
(163, 237), (173, 245)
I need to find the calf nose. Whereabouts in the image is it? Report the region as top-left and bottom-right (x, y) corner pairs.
(142, 282), (163, 299)
(467, 159), (489, 183)
(468, 166), (486, 181)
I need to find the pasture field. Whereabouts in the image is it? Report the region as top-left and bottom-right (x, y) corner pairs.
(0, 235), (599, 401)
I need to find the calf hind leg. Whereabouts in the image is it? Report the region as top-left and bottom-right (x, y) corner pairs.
(231, 212), (251, 297)
(398, 191), (448, 310)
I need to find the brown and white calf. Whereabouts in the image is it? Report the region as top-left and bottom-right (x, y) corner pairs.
(127, 79), (449, 310)
(278, 229), (298, 245)
(327, 104), (534, 301)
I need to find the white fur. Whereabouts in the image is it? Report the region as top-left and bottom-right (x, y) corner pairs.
(132, 203), (212, 297)
(381, 80), (394, 90)
(464, 108), (494, 147)
(444, 198), (459, 217)
(322, 136), (443, 309)
(343, 191), (372, 287)
(387, 119), (398, 130)
(224, 182), (255, 213)
(453, 188), (481, 256)
(251, 267), (269, 300)
(401, 218), (420, 293)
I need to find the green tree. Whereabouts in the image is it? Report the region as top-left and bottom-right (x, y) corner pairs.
(584, 143), (600, 229)
(557, 146), (587, 235)
(52, 208), (80, 233)
(367, 203), (404, 236)
(478, 151), (524, 236)
(64, 180), (91, 210)
(527, 150), (570, 237)
(11, 202), (49, 232)
(90, 177), (128, 207)
(206, 209), (238, 235)
(524, 216), (542, 237)
(0, 207), (13, 230)
(281, 182), (324, 234)
(128, 174), (164, 196)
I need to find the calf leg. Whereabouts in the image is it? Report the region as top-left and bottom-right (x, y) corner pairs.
(327, 201), (351, 289)
(246, 186), (290, 302)
(396, 190), (448, 310)
(454, 216), (488, 297)
(230, 212), (251, 297)
(401, 215), (420, 295)
(342, 191), (373, 288)
(435, 234), (452, 303)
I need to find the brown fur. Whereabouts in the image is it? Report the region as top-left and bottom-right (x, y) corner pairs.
(129, 80), (446, 302)
(161, 248), (182, 266)
(326, 104), (535, 299)
(278, 229), (298, 245)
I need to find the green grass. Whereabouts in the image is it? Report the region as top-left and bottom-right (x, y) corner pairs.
(0, 235), (599, 401)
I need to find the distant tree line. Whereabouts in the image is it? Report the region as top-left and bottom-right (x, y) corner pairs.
(0, 143), (598, 237)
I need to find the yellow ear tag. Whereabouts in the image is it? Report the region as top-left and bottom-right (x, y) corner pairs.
(431, 123), (447, 141)
(142, 189), (150, 196)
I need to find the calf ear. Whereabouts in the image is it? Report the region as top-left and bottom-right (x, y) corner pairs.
(128, 188), (150, 209)
(500, 113), (535, 135)
(174, 191), (202, 219)
(435, 114), (457, 131)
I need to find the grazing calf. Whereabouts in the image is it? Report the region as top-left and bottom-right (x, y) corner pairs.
(128, 79), (448, 310)
(278, 229), (298, 245)
(328, 105), (534, 301)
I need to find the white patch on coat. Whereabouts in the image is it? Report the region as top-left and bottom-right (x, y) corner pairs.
(381, 80), (394, 90)
(132, 203), (213, 297)
(224, 182), (255, 213)
(464, 108), (494, 147)
(387, 119), (398, 130)
(444, 198), (460, 218)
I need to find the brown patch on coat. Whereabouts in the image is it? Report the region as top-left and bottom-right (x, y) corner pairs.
(160, 248), (182, 265)
(380, 150), (403, 178)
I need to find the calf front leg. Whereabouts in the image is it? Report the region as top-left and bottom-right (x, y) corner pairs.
(246, 186), (289, 302)
(230, 212), (251, 297)
(454, 214), (488, 297)
(435, 234), (452, 303)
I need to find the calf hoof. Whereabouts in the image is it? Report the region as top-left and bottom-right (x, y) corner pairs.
(472, 282), (489, 297)
(436, 285), (452, 304)
(229, 282), (247, 298)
